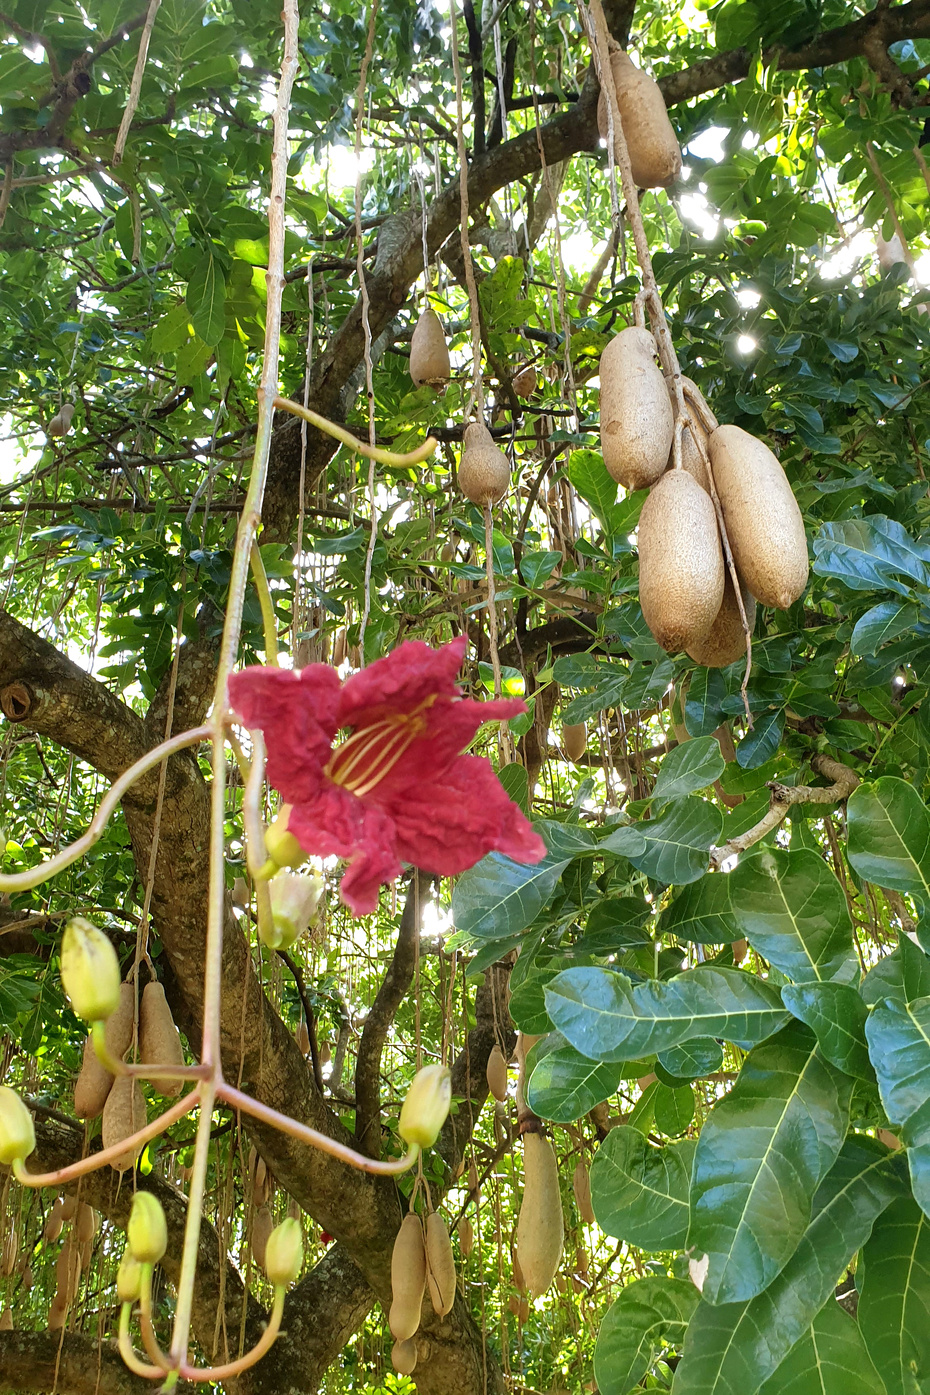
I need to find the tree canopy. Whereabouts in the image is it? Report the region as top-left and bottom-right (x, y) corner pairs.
(1, 0), (930, 1391)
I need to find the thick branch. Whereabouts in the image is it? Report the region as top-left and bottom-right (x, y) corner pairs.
(710, 754), (860, 868)
(0, 1332), (152, 1395)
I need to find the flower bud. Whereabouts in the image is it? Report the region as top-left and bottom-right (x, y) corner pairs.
(263, 807), (307, 871)
(398, 1065), (452, 1150)
(0, 1088), (34, 1166)
(264, 1217), (303, 1286)
(127, 1192), (167, 1266)
(60, 917), (121, 1022)
(117, 1252), (143, 1304)
(264, 870), (324, 950)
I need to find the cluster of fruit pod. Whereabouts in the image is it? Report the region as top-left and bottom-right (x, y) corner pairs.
(600, 326), (809, 664)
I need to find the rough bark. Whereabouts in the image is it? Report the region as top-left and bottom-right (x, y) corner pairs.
(0, 1333), (152, 1395)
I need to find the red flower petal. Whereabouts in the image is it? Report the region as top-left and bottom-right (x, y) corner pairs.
(336, 635), (468, 729)
(227, 665), (340, 806)
(286, 783), (401, 916)
(370, 696), (527, 802)
(384, 753), (546, 876)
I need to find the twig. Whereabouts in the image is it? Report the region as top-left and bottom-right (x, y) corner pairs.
(709, 754), (859, 868)
(112, 0), (162, 163)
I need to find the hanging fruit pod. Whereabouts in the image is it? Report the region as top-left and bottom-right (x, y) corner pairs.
(596, 49), (681, 189)
(458, 422), (510, 506)
(409, 308), (451, 390)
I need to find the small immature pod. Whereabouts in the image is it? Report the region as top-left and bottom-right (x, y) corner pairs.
(392, 1338), (418, 1375)
(139, 981), (186, 1097)
(128, 1193), (167, 1265)
(104, 982), (136, 1062)
(60, 918), (121, 1023)
(562, 722), (587, 763)
(389, 1213), (427, 1341)
(486, 1044), (509, 1103)
(409, 308), (451, 390)
(74, 1035), (114, 1119)
(265, 1217), (304, 1286)
(596, 49), (681, 189)
(512, 365), (537, 398)
(457, 1216), (474, 1258)
(398, 1065), (451, 1150)
(708, 424), (809, 610)
(637, 469), (724, 653)
(251, 1204), (273, 1272)
(458, 422), (510, 506)
(598, 327), (673, 490)
(515, 1131), (564, 1297)
(573, 1158), (596, 1226)
(425, 1212), (457, 1317)
(101, 1075), (146, 1172)
(74, 1203), (97, 1246)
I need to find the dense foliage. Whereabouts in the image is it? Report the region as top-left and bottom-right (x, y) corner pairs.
(1, 0), (930, 1391)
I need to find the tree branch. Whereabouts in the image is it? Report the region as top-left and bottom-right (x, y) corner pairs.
(709, 754), (860, 868)
(0, 1332), (152, 1395)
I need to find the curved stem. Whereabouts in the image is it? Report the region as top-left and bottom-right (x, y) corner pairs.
(14, 1092), (198, 1187)
(272, 396), (438, 466)
(250, 542), (280, 665)
(179, 1289), (285, 1382)
(118, 1304), (165, 1380)
(219, 1082), (421, 1175)
(138, 1265), (174, 1372)
(0, 725), (211, 893)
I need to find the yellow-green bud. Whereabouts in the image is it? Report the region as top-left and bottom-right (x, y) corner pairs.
(264, 1217), (303, 1286)
(398, 1065), (452, 1150)
(127, 1192), (167, 1266)
(117, 1252), (144, 1304)
(263, 807), (307, 871)
(60, 917), (121, 1022)
(264, 870), (324, 950)
(0, 1087), (35, 1166)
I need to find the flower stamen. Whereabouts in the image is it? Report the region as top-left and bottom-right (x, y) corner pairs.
(326, 709), (430, 798)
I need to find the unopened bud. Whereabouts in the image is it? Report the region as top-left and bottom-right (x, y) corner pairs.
(127, 1193), (167, 1266)
(60, 917), (121, 1022)
(398, 1065), (452, 1150)
(117, 1252), (143, 1304)
(264, 1217), (303, 1286)
(264, 870), (324, 950)
(263, 807), (307, 871)
(0, 1088), (34, 1166)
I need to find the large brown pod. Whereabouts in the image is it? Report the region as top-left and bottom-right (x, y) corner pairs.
(708, 425), (809, 609)
(458, 422), (510, 506)
(515, 1131), (564, 1297)
(389, 1213), (427, 1341)
(599, 327), (673, 490)
(687, 573), (756, 668)
(596, 50), (681, 189)
(562, 722), (587, 763)
(139, 981), (186, 1097)
(409, 307), (450, 390)
(392, 1338), (418, 1376)
(637, 469), (724, 652)
(105, 982), (135, 1061)
(73, 1037), (113, 1120)
(101, 1075), (146, 1172)
(573, 1158), (596, 1226)
(425, 1212), (457, 1316)
(486, 1044), (509, 1102)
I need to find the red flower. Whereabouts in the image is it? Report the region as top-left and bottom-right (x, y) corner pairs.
(227, 636), (546, 915)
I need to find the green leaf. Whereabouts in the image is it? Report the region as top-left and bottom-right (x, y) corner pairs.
(689, 1022), (853, 1305)
(685, 668), (728, 738)
(544, 965), (789, 1062)
(575, 896), (653, 954)
(590, 1125), (695, 1249)
(737, 708), (786, 769)
(624, 797), (723, 886)
(519, 550), (562, 588)
(568, 449), (618, 531)
(526, 1043), (622, 1123)
(866, 996), (930, 1216)
(673, 1137), (906, 1395)
(595, 1277), (699, 1395)
(727, 848), (859, 985)
(780, 982), (873, 1080)
(812, 516), (930, 597)
(508, 969), (556, 1034)
(857, 1196), (930, 1395)
(657, 1037), (725, 1082)
(847, 778), (930, 912)
(849, 600), (919, 657)
(655, 1081), (695, 1135)
(862, 933), (930, 1007)
(757, 1300), (884, 1395)
(186, 249), (226, 347)
(451, 850), (568, 941)
(659, 872), (740, 944)
(653, 737), (727, 806)
(497, 762), (529, 816)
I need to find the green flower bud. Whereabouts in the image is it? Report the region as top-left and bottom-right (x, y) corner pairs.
(60, 917), (121, 1022)
(127, 1192), (167, 1266)
(0, 1087), (35, 1166)
(264, 1217), (304, 1286)
(263, 806), (307, 871)
(264, 870), (324, 950)
(117, 1252), (144, 1304)
(398, 1065), (452, 1150)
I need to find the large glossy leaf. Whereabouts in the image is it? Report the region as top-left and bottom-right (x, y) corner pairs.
(689, 1022), (853, 1305)
(847, 777), (930, 912)
(595, 1277), (699, 1395)
(659, 871), (740, 943)
(727, 848), (858, 985)
(526, 1043), (622, 1123)
(866, 996), (930, 1216)
(812, 516), (929, 597)
(780, 982), (873, 1080)
(858, 1196), (930, 1395)
(862, 932), (930, 1006)
(186, 249), (226, 346)
(850, 600), (919, 657)
(673, 1137), (906, 1395)
(757, 1299), (884, 1394)
(450, 850), (568, 940)
(545, 965), (789, 1062)
(623, 797), (723, 886)
(653, 737), (727, 805)
(657, 1037), (725, 1082)
(590, 1125), (695, 1250)
(575, 896), (653, 955)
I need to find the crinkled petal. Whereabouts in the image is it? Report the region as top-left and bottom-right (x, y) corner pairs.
(228, 665), (340, 806)
(371, 696), (528, 802)
(384, 753), (546, 875)
(337, 636), (467, 729)
(286, 784), (401, 916)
